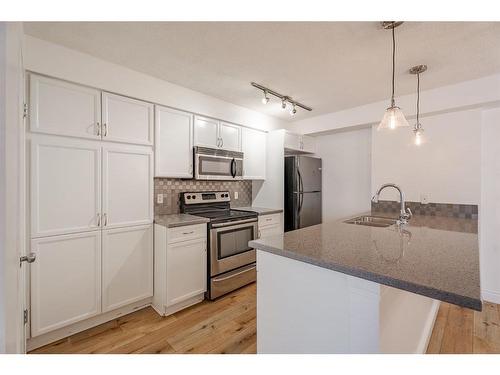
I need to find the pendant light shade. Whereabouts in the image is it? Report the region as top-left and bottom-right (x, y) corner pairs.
(378, 106), (410, 130)
(378, 22), (409, 131)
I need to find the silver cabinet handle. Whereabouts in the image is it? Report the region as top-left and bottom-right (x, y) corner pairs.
(96, 122), (101, 136)
(220, 137), (224, 147)
(182, 231), (194, 235)
(103, 213), (107, 226)
(258, 230), (261, 239)
(97, 213), (101, 227)
(103, 123), (108, 137)
(20, 252), (36, 266)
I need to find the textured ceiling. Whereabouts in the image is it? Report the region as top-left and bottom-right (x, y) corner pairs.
(24, 22), (500, 121)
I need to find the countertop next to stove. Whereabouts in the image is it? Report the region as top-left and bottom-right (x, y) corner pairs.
(154, 214), (210, 228)
(233, 207), (283, 216)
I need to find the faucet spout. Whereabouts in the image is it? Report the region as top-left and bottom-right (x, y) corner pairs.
(372, 183), (412, 225)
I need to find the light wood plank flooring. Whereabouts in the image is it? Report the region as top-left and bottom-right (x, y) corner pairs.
(30, 283), (500, 354)
(427, 301), (500, 353)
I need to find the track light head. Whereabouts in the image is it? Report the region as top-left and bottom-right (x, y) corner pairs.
(281, 98), (287, 110)
(290, 103), (297, 116)
(261, 90), (270, 105)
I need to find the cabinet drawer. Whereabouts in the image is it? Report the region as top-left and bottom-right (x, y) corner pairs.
(258, 213), (281, 228)
(167, 224), (206, 244)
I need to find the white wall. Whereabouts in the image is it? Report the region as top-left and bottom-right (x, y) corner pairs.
(0, 22), (24, 354)
(315, 128), (372, 221)
(372, 109), (482, 204)
(480, 108), (500, 304)
(23, 35), (286, 132)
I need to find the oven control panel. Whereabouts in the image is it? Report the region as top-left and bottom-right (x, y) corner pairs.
(181, 191), (231, 204)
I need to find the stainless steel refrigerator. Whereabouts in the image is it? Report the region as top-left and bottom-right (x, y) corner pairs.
(284, 155), (322, 232)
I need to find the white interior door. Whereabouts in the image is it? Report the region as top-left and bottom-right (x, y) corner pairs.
(29, 74), (101, 140)
(155, 105), (193, 178)
(166, 237), (207, 306)
(102, 225), (153, 312)
(242, 127), (266, 179)
(194, 116), (219, 148)
(30, 231), (101, 337)
(102, 144), (153, 229)
(219, 122), (241, 151)
(30, 135), (101, 238)
(101, 92), (154, 146)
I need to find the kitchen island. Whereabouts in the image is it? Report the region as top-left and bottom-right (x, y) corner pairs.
(249, 213), (481, 354)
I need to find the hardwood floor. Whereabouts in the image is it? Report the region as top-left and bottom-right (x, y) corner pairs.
(30, 283), (500, 354)
(427, 301), (500, 354)
(30, 283), (257, 354)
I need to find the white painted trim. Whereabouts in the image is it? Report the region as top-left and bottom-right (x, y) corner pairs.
(419, 300), (440, 354)
(482, 289), (500, 304)
(26, 297), (152, 351)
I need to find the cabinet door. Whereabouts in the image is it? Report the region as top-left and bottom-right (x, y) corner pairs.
(166, 237), (207, 307)
(242, 127), (266, 180)
(301, 135), (316, 154)
(102, 225), (153, 312)
(259, 224), (282, 239)
(219, 122), (241, 151)
(31, 135), (101, 238)
(194, 116), (219, 148)
(284, 132), (301, 151)
(30, 231), (101, 337)
(102, 92), (154, 146)
(102, 144), (153, 229)
(29, 74), (101, 140)
(155, 105), (193, 178)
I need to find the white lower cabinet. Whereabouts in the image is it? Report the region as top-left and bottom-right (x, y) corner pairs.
(153, 223), (207, 316)
(30, 231), (101, 337)
(102, 224), (153, 312)
(258, 213), (282, 239)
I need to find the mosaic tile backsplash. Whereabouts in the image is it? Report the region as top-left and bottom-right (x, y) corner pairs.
(372, 200), (478, 220)
(154, 178), (252, 215)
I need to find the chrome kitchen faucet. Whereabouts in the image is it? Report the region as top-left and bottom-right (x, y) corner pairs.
(372, 183), (412, 225)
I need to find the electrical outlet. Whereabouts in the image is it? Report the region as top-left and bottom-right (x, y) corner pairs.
(234, 191), (239, 200)
(157, 193), (164, 204)
(420, 193), (429, 205)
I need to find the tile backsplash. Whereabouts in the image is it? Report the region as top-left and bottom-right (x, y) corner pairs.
(371, 200), (478, 220)
(154, 178), (252, 215)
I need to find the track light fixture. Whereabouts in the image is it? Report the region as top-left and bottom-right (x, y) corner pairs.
(410, 64), (428, 146)
(251, 82), (312, 117)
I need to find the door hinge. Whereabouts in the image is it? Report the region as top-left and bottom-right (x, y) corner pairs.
(23, 103), (28, 119)
(23, 309), (28, 325)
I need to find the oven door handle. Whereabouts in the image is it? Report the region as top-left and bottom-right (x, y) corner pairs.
(211, 218), (258, 228)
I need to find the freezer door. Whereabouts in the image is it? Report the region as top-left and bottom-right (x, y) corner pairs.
(298, 192), (322, 228)
(297, 156), (322, 192)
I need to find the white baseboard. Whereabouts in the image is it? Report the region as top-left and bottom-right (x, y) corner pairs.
(418, 300), (440, 354)
(482, 289), (500, 304)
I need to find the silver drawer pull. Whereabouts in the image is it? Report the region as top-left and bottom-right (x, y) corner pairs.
(213, 266), (254, 282)
(20, 252), (36, 266)
(182, 231), (194, 235)
(265, 218), (272, 221)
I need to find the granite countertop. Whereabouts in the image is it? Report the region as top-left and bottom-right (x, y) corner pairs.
(154, 214), (209, 228)
(233, 207), (283, 215)
(249, 212), (481, 311)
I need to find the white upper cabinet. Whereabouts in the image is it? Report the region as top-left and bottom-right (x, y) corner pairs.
(30, 231), (101, 337)
(242, 127), (266, 180)
(194, 116), (242, 151)
(155, 106), (193, 178)
(31, 135), (101, 238)
(101, 92), (154, 146)
(219, 122), (242, 152)
(284, 131), (316, 154)
(194, 116), (219, 149)
(102, 144), (153, 229)
(30, 74), (101, 140)
(102, 225), (153, 312)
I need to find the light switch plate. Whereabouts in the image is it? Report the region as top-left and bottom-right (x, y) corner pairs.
(234, 191), (239, 200)
(420, 193), (429, 205)
(157, 193), (164, 204)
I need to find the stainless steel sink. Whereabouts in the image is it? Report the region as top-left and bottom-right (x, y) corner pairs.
(344, 215), (397, 228)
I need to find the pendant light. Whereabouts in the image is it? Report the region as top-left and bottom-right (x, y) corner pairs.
(378, 22), (410, 130)
(410, 64), (427, 146)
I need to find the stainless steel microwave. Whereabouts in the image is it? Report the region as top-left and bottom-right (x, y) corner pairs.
(194, 146), (244, 180)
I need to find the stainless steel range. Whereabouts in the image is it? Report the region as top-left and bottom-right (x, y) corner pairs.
(180, 191), (258, 300)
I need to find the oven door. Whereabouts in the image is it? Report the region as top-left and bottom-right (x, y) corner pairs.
(195, 154), (243, 180)
(210, 218), (257, 276)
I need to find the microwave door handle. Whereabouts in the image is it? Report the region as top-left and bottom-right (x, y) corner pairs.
(230, 158), (236, 178)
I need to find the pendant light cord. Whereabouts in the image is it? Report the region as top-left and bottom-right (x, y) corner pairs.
(391, 25), (396, 107)
(416, 72), (420, 125)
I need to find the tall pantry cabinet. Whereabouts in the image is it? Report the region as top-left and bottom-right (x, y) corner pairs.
(28, 74), (154, 339)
